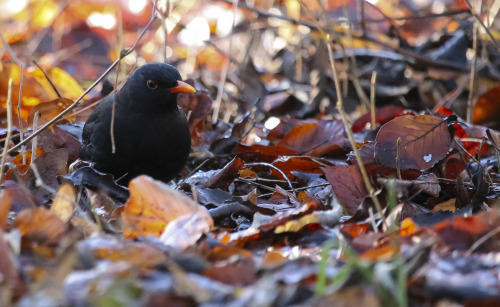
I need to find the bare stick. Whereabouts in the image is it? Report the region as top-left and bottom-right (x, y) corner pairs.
(370, 71), (377, 129)
(30, 163), (57, 195)
(0, 33), (22, 66)
(325, 35), (387, 229)
(17, 65), (26, 164)
(1, 0), (160, 158)
(246, 162), (297, 196)
(396, 137), (402, 180)
(467, 19), (479, 123)
(463, 0), (500, 50)
(110, 60), (121, 154)
(32, 60), (62, 98)
(465, 225), (500, 256)
(31, 112), (39, 165)
(368, 207), (378, 233)
(0, 79), (14, 185)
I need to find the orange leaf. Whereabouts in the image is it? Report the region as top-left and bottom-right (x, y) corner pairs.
(122, 175), (213, 241)
(14, 207), (67, 245)
(473, 85), (500, 128)
(399, 218), (416, 236)
(341, 223), (370, 238)
(0, 189), (12, 230)
(360, 244), (398, 262)
(28, 98), (75, 126)
(12, 148), (44, 165)
(50, 184), (76, 222)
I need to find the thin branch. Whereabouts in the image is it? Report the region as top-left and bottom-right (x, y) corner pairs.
(0, 79), (14, 185)
(17, 64), (26, 164)
(246, 162), (297, 196)
(31, 112), (39, 165)
(0, 33), (22, 66)
(325, 35), (388, 229)
(465, 225), (500, 256)
(110, 60), (121, 154)
(370, 71), (377, 129)
(467, 13), (479, 123)
(463, 0), (500, 50)
(215, 0), (470, 73)
(32, 60), (62, 98)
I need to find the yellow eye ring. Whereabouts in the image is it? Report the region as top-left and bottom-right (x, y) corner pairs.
(147, 80), (158, 90)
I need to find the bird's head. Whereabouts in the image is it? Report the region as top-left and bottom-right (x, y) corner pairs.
(122, 62), (195, 112)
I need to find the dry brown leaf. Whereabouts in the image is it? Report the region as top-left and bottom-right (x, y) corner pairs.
(28, 98), (75, 126)
(0, 189), (12, 230)
(375, 115), (452, 171)
(14, 207), (67, 245)
(432, 198), (456, 212)
(50, 184), (76, 223)
(122, 175), (213, 242)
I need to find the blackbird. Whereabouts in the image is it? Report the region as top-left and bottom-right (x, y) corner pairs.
(80, 62), (195, 184)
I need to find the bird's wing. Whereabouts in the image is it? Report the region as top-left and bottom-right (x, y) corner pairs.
(80, 96), (113, 162)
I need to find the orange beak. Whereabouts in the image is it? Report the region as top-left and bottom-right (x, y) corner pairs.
(169, 80), (196, 93)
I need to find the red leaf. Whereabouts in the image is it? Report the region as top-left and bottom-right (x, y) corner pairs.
(322, 165), (368, 214)
(374, 115), (452, 171)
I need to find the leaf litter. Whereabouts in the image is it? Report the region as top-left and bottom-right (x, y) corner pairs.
(1, 0), (500, 306)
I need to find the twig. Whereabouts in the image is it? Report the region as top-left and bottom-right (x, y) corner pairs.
(30, 163), (57, 195)
(110, 60), (121, 154)
(0, 33), (22, 66)
(368, 207), (378, 233)
(463, 0), (500, 50)
(453, 138), (496, 189)
(31, 112), (38, 165)
(396, 137), (402, 180)
(258, 182), (331, 198)
(59, 98), (103, 122)
(465, 225), (500, 256)
(325, 35), (388, 229)
(432, 78), (466, 112)
(370, 71), (377, 129)
(1, 0), (160, 158)
(17, 64), (26, 164)
(212, 0), (239, 123)
(236, 177), (278, 192)
(32, 60), (62, 98)
(467, 20), (478, 123)
(175, 158), (211, 189)
(246, 162), (297, 196)
(0, 79), (14, 185)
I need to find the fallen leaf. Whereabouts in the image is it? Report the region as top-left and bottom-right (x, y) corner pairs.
(375, 115), (452, 171)
(14, 207), (67, 245)
(122, 175), (213, 243)
(50, 184), (76, 222)
(322, 165), (368, 214)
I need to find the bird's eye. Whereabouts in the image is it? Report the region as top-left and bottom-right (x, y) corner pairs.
(146, 80), (158, 90)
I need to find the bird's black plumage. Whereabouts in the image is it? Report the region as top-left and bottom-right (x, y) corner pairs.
(80, 63), (195, 184)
